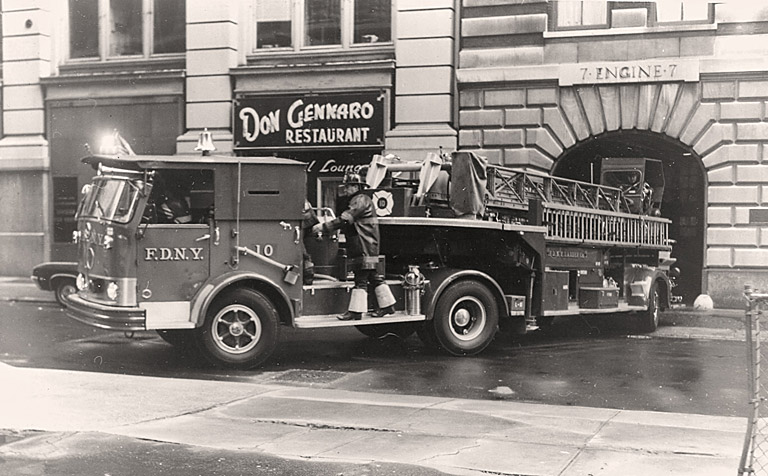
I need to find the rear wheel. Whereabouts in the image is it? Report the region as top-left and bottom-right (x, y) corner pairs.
(637, 282), (660, 333)
(355, 323), (417, 339)
(196, 288), (280, 369)
(432, 281), (499, 356)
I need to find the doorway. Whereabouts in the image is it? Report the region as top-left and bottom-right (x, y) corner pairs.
(551, 130), (706, 305)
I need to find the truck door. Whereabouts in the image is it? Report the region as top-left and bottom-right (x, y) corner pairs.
(137, 224), (211, 298)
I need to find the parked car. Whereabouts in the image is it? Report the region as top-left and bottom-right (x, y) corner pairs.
(31, 262), (77, 306)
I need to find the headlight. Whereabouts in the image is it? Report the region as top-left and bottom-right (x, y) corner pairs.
(103, 235), (114, 249)
(106, 282), (120, 300)
(72, 230), (80, 244)
(76, 273), (87, 291)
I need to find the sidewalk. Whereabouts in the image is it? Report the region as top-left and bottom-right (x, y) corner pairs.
(0, 362), (746, 476)
(0, 278), (751, 475)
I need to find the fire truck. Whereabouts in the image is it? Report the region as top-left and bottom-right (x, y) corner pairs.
(64, 148), (674, 369)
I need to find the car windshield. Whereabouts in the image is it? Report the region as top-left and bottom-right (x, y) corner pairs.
(78, 177), (142, 224)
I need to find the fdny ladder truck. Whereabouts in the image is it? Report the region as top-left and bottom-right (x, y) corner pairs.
(63, 149), (673, 369)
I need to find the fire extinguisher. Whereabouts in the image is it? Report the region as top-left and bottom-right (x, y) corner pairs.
(403, 265), (425, 315)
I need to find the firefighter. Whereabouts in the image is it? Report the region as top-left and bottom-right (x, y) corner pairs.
(159, 187), (192, 224)
(312, 172), (396, 320)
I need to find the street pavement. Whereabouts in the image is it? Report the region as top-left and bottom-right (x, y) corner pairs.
(0, 277), (750, 475)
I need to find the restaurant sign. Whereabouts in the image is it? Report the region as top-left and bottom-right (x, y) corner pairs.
(234, 92), (385, 149)
(559, 59), (699, 86)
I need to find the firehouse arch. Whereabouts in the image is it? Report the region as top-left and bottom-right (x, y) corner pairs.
(551, 130), (706, 305)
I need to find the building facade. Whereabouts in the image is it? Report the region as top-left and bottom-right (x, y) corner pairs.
(1, 1), (768, 308)
(456, 1), (768, 308)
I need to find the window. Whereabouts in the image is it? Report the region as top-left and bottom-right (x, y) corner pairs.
(109, 0), (142, 56)
(306, 0), (341, 46)
(655, 1), (709, 23)
(354, 0), (391, 44)
(555, 1), (608, 29)
(70, 0), (99, 58)
(253, 0), (392, 52)
(68, 0), (185, 61)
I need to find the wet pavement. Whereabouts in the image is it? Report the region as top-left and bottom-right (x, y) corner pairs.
(0, 277), (753, 475)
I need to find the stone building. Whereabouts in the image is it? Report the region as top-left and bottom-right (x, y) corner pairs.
(457, 1), (768, 307)
(1, 0), (768, 308)
(0, 0), (456, 276)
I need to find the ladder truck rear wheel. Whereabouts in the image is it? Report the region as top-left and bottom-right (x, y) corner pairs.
(196, 288), (280, 369)
(637, 282), (660, 333)
(433, 281), (499, 356)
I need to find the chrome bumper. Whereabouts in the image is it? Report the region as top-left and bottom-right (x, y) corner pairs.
(64, 292), (146, 331)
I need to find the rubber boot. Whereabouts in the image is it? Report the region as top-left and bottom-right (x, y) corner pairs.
(338, 288), (367, 321)
(371, 283), (396, 317)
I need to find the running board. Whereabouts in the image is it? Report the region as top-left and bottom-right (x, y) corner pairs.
(294, 311), (426, 329)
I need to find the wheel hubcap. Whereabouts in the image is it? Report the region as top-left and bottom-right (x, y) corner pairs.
(449, 297), (486, 341)
(212, 304), (262, 355)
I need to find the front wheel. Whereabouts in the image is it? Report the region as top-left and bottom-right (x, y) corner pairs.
(196, 288), (280, 369)
(637, 282), (660, 333)
(432, 280), (499, 356)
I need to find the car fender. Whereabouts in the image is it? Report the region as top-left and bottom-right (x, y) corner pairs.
(189, 271), (294, 327)
(420, 267), (508, 320)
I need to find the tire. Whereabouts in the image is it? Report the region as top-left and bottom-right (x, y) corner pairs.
(637, 282), (660, 333)
(196, 288), (280, 369)
(432, 280), (499, 356)
(54, 279), (77, 307)
(156, 329), (195, 349)
(355, 323), (417, 339)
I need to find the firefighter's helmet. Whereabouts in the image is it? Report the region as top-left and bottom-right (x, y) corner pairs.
(342, 172), (367, 187)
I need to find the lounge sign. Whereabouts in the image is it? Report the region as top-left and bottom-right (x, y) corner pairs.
(559, 60), (699, 86)
(234, 92), (385, 149)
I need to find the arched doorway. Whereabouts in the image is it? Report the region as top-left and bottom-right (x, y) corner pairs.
(551, 130), (706, 305)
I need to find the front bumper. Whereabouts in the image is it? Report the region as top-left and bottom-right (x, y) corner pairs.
(64, 292), (146, 331)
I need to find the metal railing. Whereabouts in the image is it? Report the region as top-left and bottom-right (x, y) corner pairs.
(740, 286), (768, 475)
(543, 204), (671, 249)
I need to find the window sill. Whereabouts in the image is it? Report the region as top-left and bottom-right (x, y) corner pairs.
(59, 55), (186, 76)
(245, 45), (395, 67)
(544, 22), (717, 40)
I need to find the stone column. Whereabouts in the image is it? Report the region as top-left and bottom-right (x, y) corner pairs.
(0, 1), (52, 274)
(177, 0), (240, 154)
(386, 0), (457, 162)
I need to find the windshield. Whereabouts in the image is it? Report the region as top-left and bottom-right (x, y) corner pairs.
(78, 177), (142, 223)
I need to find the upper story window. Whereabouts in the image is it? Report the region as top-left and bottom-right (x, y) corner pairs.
(555, 1), (608, 29)
(655, 1), (710, 23)
(550, 1), (713, 31)
(254, 0), (391, 52)
(68, 0), (185, 61)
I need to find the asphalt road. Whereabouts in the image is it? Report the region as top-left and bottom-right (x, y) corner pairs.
(0, 300), (749, 417)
